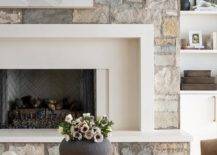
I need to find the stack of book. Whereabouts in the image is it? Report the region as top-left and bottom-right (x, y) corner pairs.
(181, 70), (217, 90)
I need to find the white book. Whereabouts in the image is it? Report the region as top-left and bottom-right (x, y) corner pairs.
(213, 32), (217, 50)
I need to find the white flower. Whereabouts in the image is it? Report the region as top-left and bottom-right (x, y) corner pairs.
(57, 126), (63, 134)
(83, 113), (91, 118)
(80, 124), (89, 133)
(64, 134), (70, 142)
(94, 133), (104, 143)
(84, 130), (94, 140)
(65, 114), (73, 123)
(92, 127), (101, 134)
(77, 117), (83, 122)
(73, 132), (82, 141)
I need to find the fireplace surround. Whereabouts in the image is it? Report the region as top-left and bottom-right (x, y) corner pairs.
(0, 24), (193, 143)
(0, 24), (154, 133)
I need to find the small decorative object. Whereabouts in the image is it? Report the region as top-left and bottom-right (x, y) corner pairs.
(58, 113), (113, 155)
(32, 97), (42, 108)
(193, 0), (217, 10)
(181, 39), (189, 49)
(204, 34), (213, 49)
(181, 0), (191, 10)
(189, 31), (204, 48)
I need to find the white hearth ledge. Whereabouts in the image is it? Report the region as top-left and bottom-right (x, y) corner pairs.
(0, 129), (192, 143)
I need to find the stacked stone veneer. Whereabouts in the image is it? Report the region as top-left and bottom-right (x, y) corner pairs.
(0, 0), (186, 154)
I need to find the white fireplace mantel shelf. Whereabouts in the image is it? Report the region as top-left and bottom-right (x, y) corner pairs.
(0, 130), (192, 143)
(0, 0), (93, 8)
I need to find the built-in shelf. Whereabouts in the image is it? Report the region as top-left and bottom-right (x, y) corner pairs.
(180, 90), (217, 95)
(181, 49), (217, 54)
(181, 11), (217, 15)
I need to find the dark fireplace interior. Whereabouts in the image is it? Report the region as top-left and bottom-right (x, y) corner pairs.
(0, 69), (96, 129)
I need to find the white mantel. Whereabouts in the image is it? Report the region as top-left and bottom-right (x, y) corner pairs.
(0, 129), (192, 143)
(0, 0), (93, 8)
(0, 24), (191, 142)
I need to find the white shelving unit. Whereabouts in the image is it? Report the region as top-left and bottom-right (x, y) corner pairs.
(180, 90), (217, 95)
(180, 10), (217, 78)
(180, 11), (217, 155)
(181, 11), (217, 15)
(181, 49), (217, 54)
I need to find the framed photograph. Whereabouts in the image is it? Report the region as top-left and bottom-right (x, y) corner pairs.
(189, 31), (204, 48)
(0, 0), (93, 8)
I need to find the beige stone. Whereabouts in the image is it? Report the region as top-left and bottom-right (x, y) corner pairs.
(155, 54), (175, 66)
(0, 9), (22, 24)
(73, 4), (109, 23)
(47, 145), (59, 155)
(155, 111), (179, 129)
(163, 18), (179, 37)
(155, 38), (176, 46)
(155, 67), (180, 94)
(8, 144), (44, 155)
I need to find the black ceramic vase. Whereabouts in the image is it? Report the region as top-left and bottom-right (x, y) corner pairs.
(59, 139), (112, 155)
(181, 0), (191, 10)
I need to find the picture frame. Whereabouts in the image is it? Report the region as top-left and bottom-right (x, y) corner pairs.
(189, 31), (204, 48)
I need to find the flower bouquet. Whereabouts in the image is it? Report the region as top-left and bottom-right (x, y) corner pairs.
(58, 113), (114, 155)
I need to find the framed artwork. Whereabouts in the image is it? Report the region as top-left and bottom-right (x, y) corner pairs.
(189, 31), (204, 48)
(0, 0), (93, 8)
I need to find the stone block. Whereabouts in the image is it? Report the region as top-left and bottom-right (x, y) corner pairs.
(0, 9), (22, 24)
(155, 98), (179, 112)
(155, 111), (179, 129)
(162, 18), (179, 37)
(155, 67), (180, 94)
(155, 54), (175, 66)
(155, 38), (176, 46)
(0, 144), (5, 154)
(23, 9), (73, 24)
(8, 144), (44, 155)
(73, 4), (109, 23)
(46, 144), (59, 155)
(155, 46), (177, 54)
(146, 0), (178, 10)
(126, 0), (144, 3)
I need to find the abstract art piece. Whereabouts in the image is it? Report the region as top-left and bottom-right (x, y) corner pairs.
(0, 0), (93, 8)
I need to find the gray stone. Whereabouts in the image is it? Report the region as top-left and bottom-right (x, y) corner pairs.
(0, 9), (22, 24)
(155, 46), (177, 54)
(73, 4), (109, 23)
(46, 144), (59, 155)
(146, 0), (178, 10)
(8, 144), (44, 155)
(126, 0), (144, 3)
(155, 67), (180, 94)
(155, 98), (179, 112)
(23, 9), (73, 24)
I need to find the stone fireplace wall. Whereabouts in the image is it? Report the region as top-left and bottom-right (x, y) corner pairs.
(0, 0), (184, 154)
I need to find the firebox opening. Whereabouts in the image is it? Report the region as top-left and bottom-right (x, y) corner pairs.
(0, 69), (96, 129)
